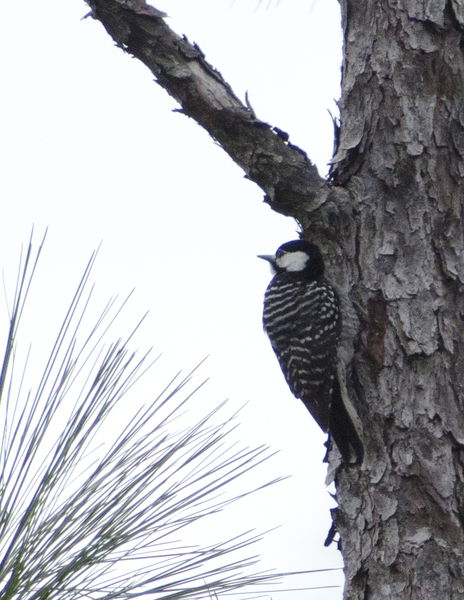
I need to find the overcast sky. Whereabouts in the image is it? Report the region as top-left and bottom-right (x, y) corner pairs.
(0, 0), (344, 598)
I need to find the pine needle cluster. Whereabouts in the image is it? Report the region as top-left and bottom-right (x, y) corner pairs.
(0, 236), (281, 600)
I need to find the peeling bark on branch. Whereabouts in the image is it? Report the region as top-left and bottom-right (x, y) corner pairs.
(84, 0), (330, 221)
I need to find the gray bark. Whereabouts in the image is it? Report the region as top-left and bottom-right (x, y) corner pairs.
(84, 1), (464, 598)
(83, 0), (327, 216)
(331, 1), (464, 598)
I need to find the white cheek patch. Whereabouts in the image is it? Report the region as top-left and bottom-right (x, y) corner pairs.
(276, 251), (309, 272)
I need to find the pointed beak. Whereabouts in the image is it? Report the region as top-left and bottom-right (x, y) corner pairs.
(257, 254), (276, 264)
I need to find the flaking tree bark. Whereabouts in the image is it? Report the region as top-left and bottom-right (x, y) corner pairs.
(83, 1), (464, 598)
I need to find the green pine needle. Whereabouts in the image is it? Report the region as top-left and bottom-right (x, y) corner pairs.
(0, 234), (281, 600)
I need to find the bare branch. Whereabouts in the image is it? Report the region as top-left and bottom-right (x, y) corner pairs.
(84, 0), (329, 218)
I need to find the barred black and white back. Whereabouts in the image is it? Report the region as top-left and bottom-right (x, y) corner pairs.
(263, 277), (340, 431)
(260, 240), (363, 463)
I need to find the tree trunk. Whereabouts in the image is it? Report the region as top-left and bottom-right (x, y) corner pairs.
(84, 0), (464, 597)
(330, 1), (464, 598)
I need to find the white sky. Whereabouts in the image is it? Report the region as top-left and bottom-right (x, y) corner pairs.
(0, 0), (345, 598)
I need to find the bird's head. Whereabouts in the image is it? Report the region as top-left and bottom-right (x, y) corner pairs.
(258, 240), (325, 279)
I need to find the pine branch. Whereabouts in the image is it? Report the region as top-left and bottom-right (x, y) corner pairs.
(82, 0), (328, 219)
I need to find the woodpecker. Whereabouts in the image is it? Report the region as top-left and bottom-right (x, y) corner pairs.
(259, 240), (363, 463)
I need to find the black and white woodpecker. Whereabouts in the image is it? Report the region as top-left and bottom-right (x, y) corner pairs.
(259, 240), (363, 464)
